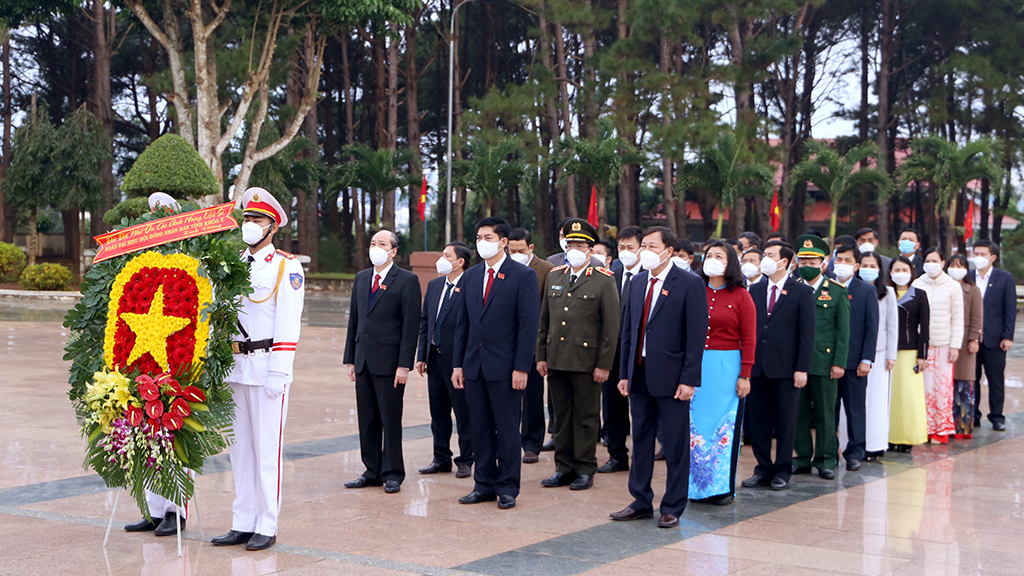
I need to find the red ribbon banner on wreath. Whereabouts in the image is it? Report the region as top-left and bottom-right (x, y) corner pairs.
(93, 202), (238, 263)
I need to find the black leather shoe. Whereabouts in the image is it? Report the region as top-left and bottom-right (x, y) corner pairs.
(706, 494), (734, 506)
(569, 474), (593, 490)
(344, 476), (383, 489)
(653, 451), (665, 461)
(657, 513), (679, 528)
(770, 477), (789, 491)
(540, 440), (555, 452)
(154, 514), (184, 536)
(609, 506), (654, 521)
(246, 534), (276, 551)
(212, 530), (255, 546)
(459, 491), (497, 504)
(384, 480), (401, 493)
(522, 451), (539, 464)
(846, 459), (861, 471)
(597, 459), (628, 473)
(541, 472), (575, 487)
(124, 517), (159, 532)
(792, 465), (812, 475)
(498, 495), (516, 509)
(455, 464), (472, 478)
(994, 422), (1006, 431)
(418, 461), (452, 474)
(741, 474), (770, 488)
(818, 468), (836, 480)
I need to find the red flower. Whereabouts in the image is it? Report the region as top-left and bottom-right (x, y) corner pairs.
(136, 374), (155, 387)
(170, 398), (191, 418)
(181, 386), (206, 403)
(145, 400), (164, 419)
(126, 405), (144, 427)
(138, 382), (159, 402)
(161, 412), (184, 431)
(147, 418), (161, 430)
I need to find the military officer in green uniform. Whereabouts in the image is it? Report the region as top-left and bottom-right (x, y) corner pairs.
(536, 218), (620, 491)
(792, 234), (850, 480)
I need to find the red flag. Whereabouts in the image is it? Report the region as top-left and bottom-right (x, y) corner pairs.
(769, 189), (781, 232)
(587, 185), (599, 228)
(963, 196), (974, 241)
(417, 176), (427, 221)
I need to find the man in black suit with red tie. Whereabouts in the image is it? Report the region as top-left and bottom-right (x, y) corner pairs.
(415, 242), (474, 479)
(343, 230), (422, 494)
(741, 240), (815, 491)
(452, 217), (539, 510)
(609, 226), (707, 529)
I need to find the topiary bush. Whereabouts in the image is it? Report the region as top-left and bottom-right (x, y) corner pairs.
(103, 197), (151, 227)
(20, 263), (73, 291)
(121, 134), (220, 200)
(0, 241), (27, 282)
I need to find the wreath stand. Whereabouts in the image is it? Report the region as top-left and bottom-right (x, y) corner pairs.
(102, 489), (204, 558)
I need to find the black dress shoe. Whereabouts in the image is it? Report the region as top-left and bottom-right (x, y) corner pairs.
(993, 422), (1006, 431)
(741, 474), (770, 488)
(459, 491), (497, 504)
(770, 478), (789, 491)
(212, 530), (255, 546)
(455, 464), (472, 478)
(706, 494), (734, 506)
(498, 495), (516, 509)
(522, 451), (539, 464)
(597, 459), (629, 473)
(246, 534), (276, 551)
(654, 451), (665, 461)
(569, 474), (593, 490)
(864, 450), (883, 462)
(609, 506), (653, 521)
(384, 480), (401, 493)
(540, 440), (555, 452)
(344, 476), (383, 489)
(846, 459), (861, 471)
(541, 472), (575, 487)
(818, 468), (836, 480)
(658, 513), (679, 528)
(418, 461), (452, 474)
(154, 514), (184, 536)
(792, 465), (812, 475)
(124, 517), (159, 532)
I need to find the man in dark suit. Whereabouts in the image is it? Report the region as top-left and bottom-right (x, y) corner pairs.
(741, 240), (815, 491)
(609, 226), (707, 529)
(508, 228), (554, 462)
(854, 227), (891, 275)
(452, 217), (540, 510)
(898, 228), (925, 277)
(415, 242), (474, 479)
(832, 243), (878, 471)
(971, 239), (1016, 431)
(343, 230), (422, 494)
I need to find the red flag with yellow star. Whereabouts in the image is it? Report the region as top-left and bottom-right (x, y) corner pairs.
(770, 189), (781, 232)
(418, 176), (427, 221)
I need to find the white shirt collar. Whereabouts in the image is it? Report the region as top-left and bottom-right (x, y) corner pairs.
(244, 243), (276, 264)
(651, 263), (671, 283)
(373, 261), (395, 282)
(977, 266), (992, 281)
(486, 253), (507, 276)
(804, 274), (825, 292)
(626, 261), (643, 276)
(446, 272), (463, 287)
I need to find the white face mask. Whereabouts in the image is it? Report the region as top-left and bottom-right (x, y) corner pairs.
(741, 262), (760, 279)
(566, 249), (589, 269)
(923, 262), (943, 278)
(947, 268), (968, 281)
(891, 272), (912, 287)
(639, 248), (667, 270)
(369, 246), (392, 267)
(618, 250), (639, 268)
(435, 256), (453, 275)
(702, 257), (726, 277)
(859, 242), (876, 254)
(672, 256), (691, 271)
(833, 263), (855, 281)
(973, 255), (991, 271)
(509, 253), (530, 265)
(559, 237), (568, 253)
(760, 256), (779, 276)
(241, 221), (271, 246)
(477, 239), (502, 260)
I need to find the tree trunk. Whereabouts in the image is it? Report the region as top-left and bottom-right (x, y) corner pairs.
(659, 34), (677, 235)
(553, 23), (577, 218)
(876, 0), (895, 247)
(406, 11), (424, 250)
(980, 177), (990, 240)
(537, 2), (557, 251)
(616, 0), (637, 231)
(341, 36), (365, 269)
(381, 23), (400, 230)
(0, 33), (10, 243)
(858, 1), (871, 227)
(90, 0), (115, 240)
(28, 208), (37, 266)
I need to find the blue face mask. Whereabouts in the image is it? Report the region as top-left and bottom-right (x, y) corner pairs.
(859, 268), (880, 283)
(898, 240), (916, 254)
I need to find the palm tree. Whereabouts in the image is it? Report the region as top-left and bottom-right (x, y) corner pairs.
(678, 130), (774, 238)
(789, 141), (894, 240)
(897, 137), (1001, 255)
(451, 137), (528, 218)
(337, 143), (415, 228)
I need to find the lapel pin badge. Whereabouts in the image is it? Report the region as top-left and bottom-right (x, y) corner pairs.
(497, 273), (505, 280)
(454, 287), (461, 292)
(661, 289), (669, 296)
(380, 284), (387, 290)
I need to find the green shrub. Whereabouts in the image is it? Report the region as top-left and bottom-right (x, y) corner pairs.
(999, 227), (1024, 284)
(121, 134), (220, 199)
(0, 241), (27, 282)
(103, 197), (151, 227)
(20, 263), (73, 291)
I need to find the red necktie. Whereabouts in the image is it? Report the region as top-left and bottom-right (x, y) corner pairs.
(768, 284), (777, 314)
(483, 268), (495, 304)
(372, 274), (380, 293)
(636, 277), (658, 362)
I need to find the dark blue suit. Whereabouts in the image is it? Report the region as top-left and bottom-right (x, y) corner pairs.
(618, 264), (707, 517)
(837, 277), (879, 461)
(417, 276), (473, 467)
(452, 256), (539, 497)
(972, 266), (1017, 425)
(601, 263), (636, 463)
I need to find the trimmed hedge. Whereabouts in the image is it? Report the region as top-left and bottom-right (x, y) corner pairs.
(20, 263), (73, 291)
(121, 134), (220, 199)
(0, 241), (26, 282)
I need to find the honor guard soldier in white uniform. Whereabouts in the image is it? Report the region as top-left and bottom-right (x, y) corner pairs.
(212, 187), (305, 551)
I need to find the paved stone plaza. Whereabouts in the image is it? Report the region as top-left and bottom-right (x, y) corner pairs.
(2, 295), (1024, 575)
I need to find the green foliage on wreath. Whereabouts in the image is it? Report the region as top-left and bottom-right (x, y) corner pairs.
(64, 204), (250, 517)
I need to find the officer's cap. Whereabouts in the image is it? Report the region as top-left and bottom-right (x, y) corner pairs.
(562, 218), (598, 246)
(236, 187), (288, 228)
(796, 234), (829, 259)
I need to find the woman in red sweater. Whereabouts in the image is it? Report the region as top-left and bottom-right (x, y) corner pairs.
(691, 240), (757, 505)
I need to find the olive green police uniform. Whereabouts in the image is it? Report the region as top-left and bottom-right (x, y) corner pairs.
(793, 235), (850, 473)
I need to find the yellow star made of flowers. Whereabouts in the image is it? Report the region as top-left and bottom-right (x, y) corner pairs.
(119, 285), (191, 371)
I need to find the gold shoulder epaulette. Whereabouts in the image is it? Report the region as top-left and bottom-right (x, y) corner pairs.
(275, 250), (296, 260)
(596, 267), (614, 276)
(551, 264), (568, 272)
(831, 278), (846, 289)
